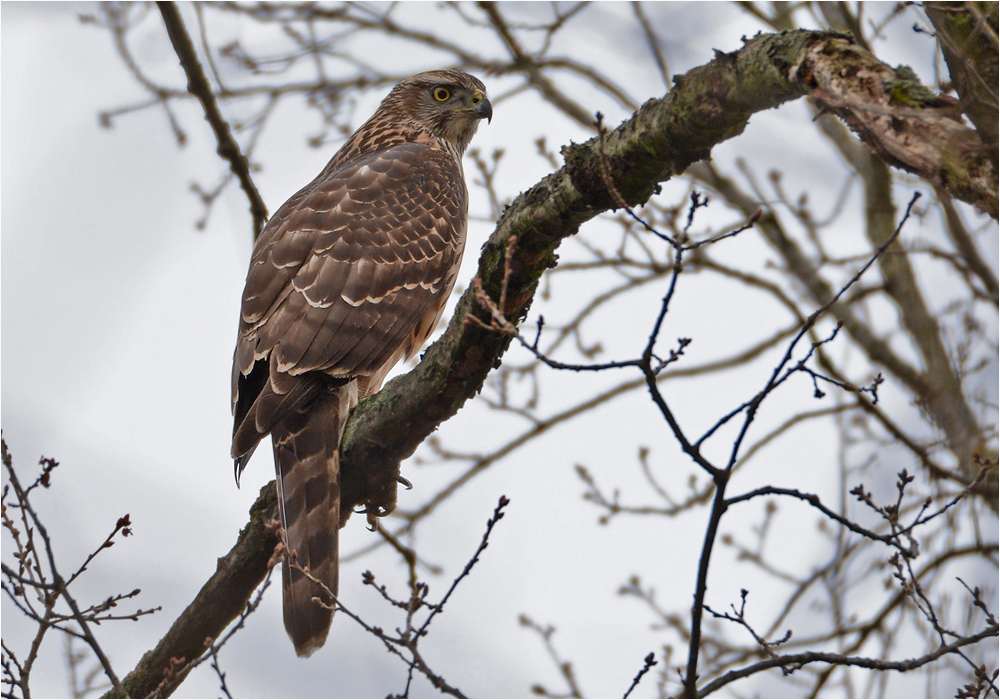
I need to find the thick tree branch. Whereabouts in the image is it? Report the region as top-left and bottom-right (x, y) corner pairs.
(109, 28), (995, 697)
(800, 29), (997, 217)
(102, 485), (278, 699)
(924, 2), (999, 172)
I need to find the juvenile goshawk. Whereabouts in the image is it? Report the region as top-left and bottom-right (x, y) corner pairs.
(231, 70), (491, 657)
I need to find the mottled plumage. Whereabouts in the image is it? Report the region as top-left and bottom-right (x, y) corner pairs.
(231, 70), (491, 657)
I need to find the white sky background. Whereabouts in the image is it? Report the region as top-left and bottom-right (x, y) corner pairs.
(2, 2), (997, 699)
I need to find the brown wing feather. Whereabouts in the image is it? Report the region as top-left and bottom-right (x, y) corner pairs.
(232, 142), (467, 447)
(246, 149), (462, 353)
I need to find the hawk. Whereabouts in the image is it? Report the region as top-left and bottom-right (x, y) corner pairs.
(231, 70), (491, 657)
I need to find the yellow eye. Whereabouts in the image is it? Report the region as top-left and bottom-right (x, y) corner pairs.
(433, 87), (451, 102)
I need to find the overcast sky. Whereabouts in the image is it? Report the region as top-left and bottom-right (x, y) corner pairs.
(2, 3), (996, 699)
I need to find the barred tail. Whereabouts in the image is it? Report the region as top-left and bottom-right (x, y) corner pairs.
(271, 385), (351, 658)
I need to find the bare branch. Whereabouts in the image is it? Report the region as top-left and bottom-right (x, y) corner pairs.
(156, 2), (269, 236)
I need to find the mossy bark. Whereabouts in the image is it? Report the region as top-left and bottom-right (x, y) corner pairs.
(108, 28), (996, 697)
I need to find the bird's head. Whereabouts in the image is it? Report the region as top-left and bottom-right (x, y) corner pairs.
(389, 69), (492, 154)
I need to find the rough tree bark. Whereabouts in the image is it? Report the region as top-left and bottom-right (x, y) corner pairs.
(104, 27), (997, 699)
(924, 2), (999, 172)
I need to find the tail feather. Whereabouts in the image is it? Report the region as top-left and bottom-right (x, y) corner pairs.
(271, 383), (353, 657)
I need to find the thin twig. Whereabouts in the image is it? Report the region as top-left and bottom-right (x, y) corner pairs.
(156, 2), (269, 237)
(623, 651), (658, 699)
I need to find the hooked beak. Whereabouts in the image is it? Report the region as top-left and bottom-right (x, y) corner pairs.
(470, 91), (493, 124)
